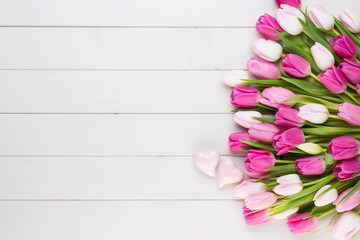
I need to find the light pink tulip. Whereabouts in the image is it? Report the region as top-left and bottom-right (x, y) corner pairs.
(245, 192), (277, 210)
(233, 111), (262, 129)
(287, 213), (318, 234)
(256, 14), (284, 41)
(339, 8), (360, 33)
(311, 42), (335, 71)
(243, 206), (271, 226)
(334, 188), (360, 212)
(298, 104), (329, 124)
(313, 185), (338, 207)
(234, 180), (266, 199)
(247, 58), (281, 80)
(308, 5), (334, 31)
(260, 87), (295, 109)
(251, 39), (283, 62)
(275, 4), (305, 35)
(338, 102), (360, 126)
(332, 211), (360, 240)
(248, 123), (280, 142)
(273, 174), (303, 196)
(221, 70), (249, 87)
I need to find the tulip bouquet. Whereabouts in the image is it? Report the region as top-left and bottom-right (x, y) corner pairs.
(222, 0), (360, 239)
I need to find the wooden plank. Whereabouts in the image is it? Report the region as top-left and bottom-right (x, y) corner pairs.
(0, 201), (332, 240)
(0, 114), (241, 156)
(0, 70), (231, 113)
(0, 28), (254, 70)
(0, 156), (243, 199)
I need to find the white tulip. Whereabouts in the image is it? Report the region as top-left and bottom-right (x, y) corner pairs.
(275, 4), (306, 35)
(298, 103), (329, 124)
(339, 8), (360, 33)
(273, 174), (303, 196)
(296, 143), (323, 155)
(311, 42), (335, 71)
(313, 185), (338, 207)
(233, 111), (262, 129)
(332, 211), (360, 240)
(221, 70), (249, 87)
(308, 5), (335, 31)
(251, 38), (283, 62)
(233, 180), (266, 199)
(273, 207), (299, 220)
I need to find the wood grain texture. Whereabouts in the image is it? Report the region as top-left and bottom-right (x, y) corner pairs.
(0, 70), (232, 113)
(0, 28), (255, 70)
(0, 114), (241, 156)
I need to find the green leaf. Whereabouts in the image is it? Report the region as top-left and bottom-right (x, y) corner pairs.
(266, 164), (296, 172)
(252, 117), (275, 124)
(324, 153), (335, 165)
(268, 193), (315, 216)
(282, 95), (339, 110)
(307, 205), (336, 218)
(302, 127), (360, 136)
(334, 17), (360, 49)
(239, 139), (275, 152)
(316, 179), (356, 199)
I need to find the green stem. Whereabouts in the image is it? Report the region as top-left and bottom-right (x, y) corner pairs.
(310, 72), (320, 82)
(303, 176), (331, 187)
(304, 122), (323, 128)
(348, 83), (358, 91)
(356, 59), (360, 64)
(345, 90), (360, 105)
(328, 114), (341, 119)
(332, 29), (340, 36)
(275, 160), (295, 164)
(318, 208), (337, 219)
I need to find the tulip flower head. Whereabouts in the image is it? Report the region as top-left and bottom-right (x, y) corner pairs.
(233, 111), (262, 129)
(247, 58), (281, 80)
(298, 103), (329, 124)
(275, 4), (305, 35)
(234, 180), (266, 199)
(308, 5), (335, 31)
(311, 42), (335, 71)
(296, 157), (326, 175)
(318, 66), (347, 94)
(249, 123), (280, 143)
(287, 213), (318, 234)
(273, 207), (299, 220)
(275, 0), (301, 8)
(221, 70), (250, 87)
(274, 106), (305, 128)
(339, 59), (360, 84)
(281, 54), (312, 78)
(333, 157), (360, 182)
(334, 188), (360, 212)
(329, 136), (359, 160)
(245, 192), (277, 210)
(256, 14), (284, 41)
(273, 174), (303, 196)
(251, 38), (283, 62)
(332, 211), (360, 240)
(230, 86), (261, 108)
(273, 127), (305, 155)
(242, 206), (271, 226)
(330, 35), (358, 60)
(339, 8), (360, 33)
(245, 149), (276, 174)
(228, 132), (256, 153)
(338, 102), (360, 126)
(313, 185), (338, 207)
(259, 87), (296, 109)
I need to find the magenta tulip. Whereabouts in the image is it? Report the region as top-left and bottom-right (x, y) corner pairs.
(245, 149), (275, 173)
(260, 87), (295, 109)
(248, 123), (280, 142)
(247, 58), (281, 80)
(333, 157), (360, 181)
(334, 188), (360, 212)
(339, 59), (360, 84)
(273, 128), (305, 155)
(330, 35), (358, 60)
(338, 102), (360, 126)
(281, 54), (312, 78)
(296, 157), (326, 175)
(287, 213), (318, 234)
(275, 0), (301, 8)
(242, 206), (271, 226)
(318, 66), (347, 94)
(230, 86), (261, 108)
(274, 106), (305, 127)
(228, 132), (256, 153)
(358, 83), (360, 95)
(329, 136), (359, 160)
(256, 14), (284, 41)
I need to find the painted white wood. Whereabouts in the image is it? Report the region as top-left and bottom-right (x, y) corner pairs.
(0, 28), (255, 70)
(0, 70), (232, 113)
(0, 156), (245, 199)
(0, 201), (332, 240)
(0, 114), (241, 156)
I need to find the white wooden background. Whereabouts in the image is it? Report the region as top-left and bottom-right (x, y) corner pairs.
(0, 0), (358, 239)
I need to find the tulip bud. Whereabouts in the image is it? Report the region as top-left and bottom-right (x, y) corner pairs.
(230, 86), (261, 108)
(338, 102), (360, 126)
(242, 206), (271, 226)
(273, 174), (303, 196)
(274, 106), (305, 128)
(247, 58), (281, 80)
(248, 123), (280, 143)
(275, 0), (301, 8)
(308, 5), (335, 31)
(256, 14), (284, 41)
(318, 66), (347, 94)
(333, 157), (360, 182)
(296, 157), (326, 175)
(339, 8), (360, 33)
(273, 128), (305, 155)
(259, 86), (296, 109)
(298, 103), (329, 124)
(245, 149), (276, 174)
(245, 192), (277, 210)
(221, 70), (249, 87)
(313, 185), (338, 207)
(281, 54), (311, 77)
(275, 4), (305, 35)
(330, 35), (358, 60)
(273, 207), (299, 220)
(296, 143), (323, 155)
(334, 188), (360, 212)
(332, 211), (360, 240)
(287, 213), (318, 234)
(339, 59), (360, 84)
(329, 136), (359, 160)
(233, 111), (262, 129)
(228, 132), (256, 153)
(311, 42), (335, 71)
(234, 180), (266, 199)
(251, 39), (283, 62)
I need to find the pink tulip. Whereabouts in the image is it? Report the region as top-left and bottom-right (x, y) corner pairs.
(251, 38), (283, 62)
(311, 42), (335, 71)
(273, 174), (303, 196)
(281, 54), (311, 78)
(314, 185), (338, 207)
(338, 102), (360, 126)
(334, 188), (360, 212)
(242, 206), (271, 226)
(234, 180), (266, 199)
(287, 213), (318, 234)
(275, 0), (301, 8)
(245, 149), (275, 173)
(333, 157), (360, 181)
(308, 5), (335, 31)
(259, 87), (296, 109)
(245, 192), (277, 210)
(330, 35), (358, 60)
(274, 107), (305, 128)
(221, 70), (249, 87)
(332, 211), (360, 240)
(358, 83), (360, 95)
(247, 58), (281, 80)
(233, 111), (262, 129)
(256, 14), (284, 41)
(228, 132), (256, 153)
(329, 136), (359, 160)
(296, 157), (326, 175)
(339, 59), (360, 84)
(230, 86), (261, 108)
(339, 8), (360, 33)
(248, 123), (280, 142)
(275, 4), (305, 35)
(273, 127), (305, 155)
(318, 66), (347, 94)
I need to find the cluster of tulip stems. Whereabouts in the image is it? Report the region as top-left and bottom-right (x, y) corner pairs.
(222, 0), (360, 239)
